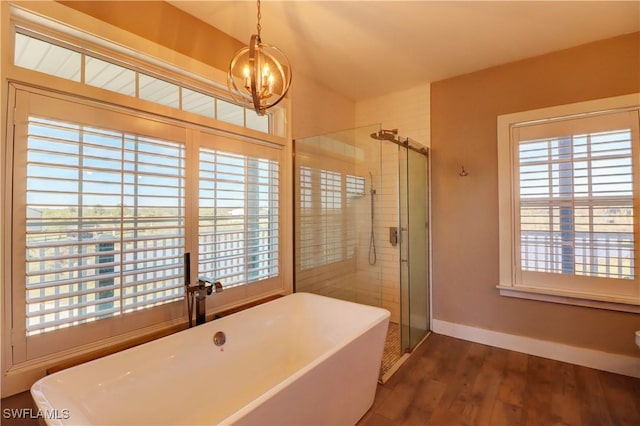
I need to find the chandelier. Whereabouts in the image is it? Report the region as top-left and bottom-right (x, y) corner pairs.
(227, 0), (292, 116)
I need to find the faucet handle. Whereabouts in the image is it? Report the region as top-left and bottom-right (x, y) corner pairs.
(197, 277), (223, 295)
(207, 281), (223, 296)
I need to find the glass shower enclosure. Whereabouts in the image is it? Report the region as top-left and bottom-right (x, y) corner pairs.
(294, 124), (429, 375)
(399, 143), (430, 351)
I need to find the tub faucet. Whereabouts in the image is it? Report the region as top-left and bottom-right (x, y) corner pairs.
(183, 253), (223, 327)
(189, 277), (223, 326)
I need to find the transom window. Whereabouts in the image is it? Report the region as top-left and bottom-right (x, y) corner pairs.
(14, 31), (270, 133)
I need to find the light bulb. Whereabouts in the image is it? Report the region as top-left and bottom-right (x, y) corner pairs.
(243, 65), (251, 90)
(268, 74), (275, 94)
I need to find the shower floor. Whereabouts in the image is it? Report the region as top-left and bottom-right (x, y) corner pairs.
(379, 323), (432, 382)
(379, 321), (403, 380)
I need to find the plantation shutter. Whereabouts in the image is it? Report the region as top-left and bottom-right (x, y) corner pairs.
(12, 85), (285, 366)
(198, 144), (280, 288)
(513, 110), (640, 297)
(24, 116), (186, 336)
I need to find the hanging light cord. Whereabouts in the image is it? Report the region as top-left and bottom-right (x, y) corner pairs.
(256, 0), (262, 38)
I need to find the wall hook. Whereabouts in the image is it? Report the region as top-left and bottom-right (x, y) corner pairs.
(459, 165), (469, 177)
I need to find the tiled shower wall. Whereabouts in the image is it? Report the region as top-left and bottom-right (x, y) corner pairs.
(295, 84), (430, 325)
(354, 143), (401, 322)
(294, 128), (392, 313)
(294, 132), (402, 323)
(355, 84), (431, 324)
(294, 131), (378, 304)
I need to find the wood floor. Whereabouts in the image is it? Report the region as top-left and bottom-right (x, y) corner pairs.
(358, 333), (640, 426)
(3, 333), (639, 426)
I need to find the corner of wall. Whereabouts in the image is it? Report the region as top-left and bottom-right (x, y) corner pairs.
(355, 83), (431, 147)
(290, 73), (356, 140)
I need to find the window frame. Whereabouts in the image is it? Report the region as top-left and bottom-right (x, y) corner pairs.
(1, 1), (292, 396)
(197, 130), (282, 292)
(20, 95), (187, 346)
(12, 27), (273, 135)
(497, 94), (640, 312)
(9, 84), (286, 364)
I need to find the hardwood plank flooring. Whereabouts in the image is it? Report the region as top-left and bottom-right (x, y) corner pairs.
(3, 333), (638, 426)
(358, 333), (640, 426)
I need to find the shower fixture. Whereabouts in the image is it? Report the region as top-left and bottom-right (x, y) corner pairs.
(370, 128), (429, 158)
(368, 172), (377, 266)
(370, 129), (399, 141)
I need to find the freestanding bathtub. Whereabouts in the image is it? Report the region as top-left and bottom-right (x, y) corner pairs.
(31, 292), (390, 425)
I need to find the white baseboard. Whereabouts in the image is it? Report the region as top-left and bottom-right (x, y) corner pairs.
(431, 319), (640, 378)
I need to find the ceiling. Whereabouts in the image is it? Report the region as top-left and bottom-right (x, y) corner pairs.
(168, 1), (640, 102)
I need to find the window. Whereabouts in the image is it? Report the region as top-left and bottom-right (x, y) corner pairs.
(24, 116), (186, 336)
(198, 146), (279, 287)
(497, 95), (640, 309)
(3, 3), (290, 394)
(10, 88), (284, 362)
(13, 31), (270, 133)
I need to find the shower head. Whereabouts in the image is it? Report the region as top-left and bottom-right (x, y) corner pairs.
(369, 129), (398, 141)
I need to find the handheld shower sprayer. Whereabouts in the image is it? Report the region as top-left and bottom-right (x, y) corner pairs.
(368, 172), (377, 266)
(369, 172), (376, 195)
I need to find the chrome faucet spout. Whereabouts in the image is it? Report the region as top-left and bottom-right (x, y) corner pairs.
(185, 276), (224, 327)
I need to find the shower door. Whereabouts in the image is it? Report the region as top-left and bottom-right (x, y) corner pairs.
(399, 144), (430, 352)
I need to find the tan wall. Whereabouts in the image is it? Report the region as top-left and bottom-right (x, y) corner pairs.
(59, 1), (243, 72)
(355, 84), (430, 146)
(291, 74), (355, 139)
(431, 32), (640, 356)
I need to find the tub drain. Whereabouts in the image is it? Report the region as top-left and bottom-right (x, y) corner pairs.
(213, 331), (226, 346)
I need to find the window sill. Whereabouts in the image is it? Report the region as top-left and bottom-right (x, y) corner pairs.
(496, 285), (640, 313)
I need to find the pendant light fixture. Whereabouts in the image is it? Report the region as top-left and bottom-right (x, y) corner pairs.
(227, 0), (292, 116)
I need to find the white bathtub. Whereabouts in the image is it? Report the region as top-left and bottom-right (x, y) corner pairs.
(31, 292), (390, 425)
